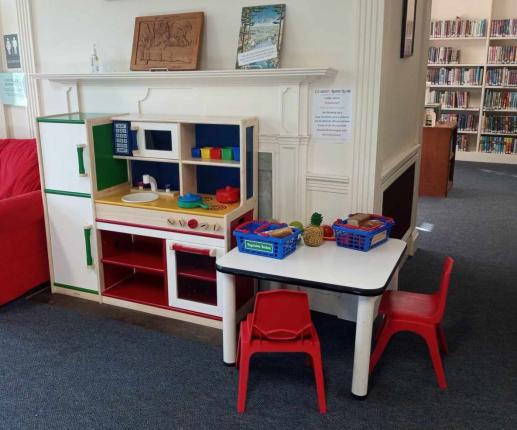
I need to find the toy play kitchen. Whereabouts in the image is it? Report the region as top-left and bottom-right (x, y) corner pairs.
(36, 112), (258, 328)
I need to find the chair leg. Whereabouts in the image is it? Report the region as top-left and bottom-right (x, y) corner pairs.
(423, 329), (447, 390)
(436, 323), (448, 354)
(236, 332), (241, 369)
(369, 320), (396, 374)
(310, 351), (327, 414)
(237, 351), (251, 413)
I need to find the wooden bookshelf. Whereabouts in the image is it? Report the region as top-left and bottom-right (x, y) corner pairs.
(427, 0), (517, 164)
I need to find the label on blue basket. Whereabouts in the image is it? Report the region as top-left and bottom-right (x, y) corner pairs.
(371, 231), (387, 246)
(244, 240), (274, 254)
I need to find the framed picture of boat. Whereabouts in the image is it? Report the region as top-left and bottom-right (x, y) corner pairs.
(236, 4), (286, 69)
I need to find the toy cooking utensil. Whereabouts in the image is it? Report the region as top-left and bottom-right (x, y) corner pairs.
(177, 192), (209, 209)
(216, 186), (240, 204)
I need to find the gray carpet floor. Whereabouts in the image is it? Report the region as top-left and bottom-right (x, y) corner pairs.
(1, 161), (516, 429)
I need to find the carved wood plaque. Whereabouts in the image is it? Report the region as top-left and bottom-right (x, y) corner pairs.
(130, 12), (204, 71)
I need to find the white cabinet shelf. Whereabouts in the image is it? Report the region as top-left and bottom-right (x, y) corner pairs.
(182, 158), (241, 168)
(31, 68), (336, 85)
(113, 155), (180, 164)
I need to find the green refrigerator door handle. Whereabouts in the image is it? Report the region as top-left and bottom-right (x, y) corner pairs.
(84, 225), (93, 266)
(76, 144), (87, 176)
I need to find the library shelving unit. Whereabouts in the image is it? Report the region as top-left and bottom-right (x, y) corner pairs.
(427, 0), (517, 164)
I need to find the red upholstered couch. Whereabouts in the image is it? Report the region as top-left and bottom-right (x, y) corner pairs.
(0, 138), (49, 305)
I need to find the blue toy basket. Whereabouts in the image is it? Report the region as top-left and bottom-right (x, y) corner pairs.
(332, 214), (395, 252)
(233, 221), (301, 259)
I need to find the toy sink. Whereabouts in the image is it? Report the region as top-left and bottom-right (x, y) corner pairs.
(121, 192), (159, 203)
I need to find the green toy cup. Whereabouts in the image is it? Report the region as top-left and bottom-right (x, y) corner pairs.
(221, 147), (233, 161)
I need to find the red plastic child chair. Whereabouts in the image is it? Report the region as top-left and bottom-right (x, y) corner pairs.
(236, 290), (327, 413)
(369, 257), (455, 389)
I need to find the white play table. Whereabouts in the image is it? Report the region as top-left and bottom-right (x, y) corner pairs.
(216, 239), (406, 398)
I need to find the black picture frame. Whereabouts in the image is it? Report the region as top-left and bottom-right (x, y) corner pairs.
(401, 0), (417, 58)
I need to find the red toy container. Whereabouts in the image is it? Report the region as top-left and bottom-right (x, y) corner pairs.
(210, 148), (222, 159)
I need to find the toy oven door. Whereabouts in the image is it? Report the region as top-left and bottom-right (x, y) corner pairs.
(166, 240), (224, 317)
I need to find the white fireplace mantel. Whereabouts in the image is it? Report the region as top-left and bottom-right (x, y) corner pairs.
(31, 68), (336, 86)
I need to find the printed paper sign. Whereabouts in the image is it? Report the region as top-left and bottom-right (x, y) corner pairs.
(312, 88), (352, 143)
(238, 45), (278, 67)
(0, 73), (27, 106)
(4, 34), (21, 69)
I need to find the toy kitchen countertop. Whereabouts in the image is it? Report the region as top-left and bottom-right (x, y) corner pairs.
(95, 187), (240, 218)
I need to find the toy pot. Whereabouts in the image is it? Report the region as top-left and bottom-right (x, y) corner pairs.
(216, 186), (240, 204)
(200, 147), (212, 159)
(221, 147), (233, 161)
(191, 147), (201, 158)
(210, 147), (222, 159)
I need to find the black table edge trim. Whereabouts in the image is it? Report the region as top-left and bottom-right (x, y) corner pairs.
(216, 244), (407, 297)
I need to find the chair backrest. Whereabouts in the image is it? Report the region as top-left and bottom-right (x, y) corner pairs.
(0, 139), (40, 199)
(434, 256), (455, 321)
(250, 290), (312, 341)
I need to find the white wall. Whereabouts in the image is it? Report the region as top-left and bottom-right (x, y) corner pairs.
(378, 0), (429, 175)
(0, 0), (31, 138)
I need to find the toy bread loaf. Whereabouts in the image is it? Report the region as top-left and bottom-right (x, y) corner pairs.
(347, 213), (371, 226)
(264, 227), (293, 238)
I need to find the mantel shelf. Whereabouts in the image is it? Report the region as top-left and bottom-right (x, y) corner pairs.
(31, 68), (336, 86)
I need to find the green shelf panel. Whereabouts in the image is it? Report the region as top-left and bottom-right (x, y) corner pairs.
(93, 123), (128, 191)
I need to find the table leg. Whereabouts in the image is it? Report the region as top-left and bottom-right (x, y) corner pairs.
(221, 272), (237, 365)
(351, 295), (380, 398)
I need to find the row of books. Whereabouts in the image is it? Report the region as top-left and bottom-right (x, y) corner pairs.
(427, 67), (483, 86)
(456, 135), (471, 151)
(487, 46), (517, 64)
(490, 19), (517, 37)
(485, 68), (517, 86)
(479, 136), (517, 154)
(481, 115), (517, 134)
(484, 91), (517, 110)
(441, 113), (478, 131)
(430, 19), (487, 38)
(427, 90), (471, 108)
(428, 47), (460, 64)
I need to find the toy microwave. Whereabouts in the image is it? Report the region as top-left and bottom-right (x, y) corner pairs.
(113, 119), (180, 160)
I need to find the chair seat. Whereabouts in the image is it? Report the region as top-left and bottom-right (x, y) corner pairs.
(379, 290), (440, 323)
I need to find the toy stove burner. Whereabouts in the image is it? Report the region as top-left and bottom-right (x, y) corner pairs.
(206, 204), (227, 211)
(201, 196), (227, 211)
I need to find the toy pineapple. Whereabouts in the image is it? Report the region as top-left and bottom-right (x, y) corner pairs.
(303, 212), (324, 247)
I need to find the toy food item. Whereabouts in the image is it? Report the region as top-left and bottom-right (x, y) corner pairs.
(322, 225), (334, 238)
(263, 226), (293, 238)
(303, 212), (324, 247)
(289, 221), (304, 232)
(347, 213), (371, 226)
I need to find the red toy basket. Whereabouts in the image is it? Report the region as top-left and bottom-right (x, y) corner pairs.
(332, 214), (395, 252)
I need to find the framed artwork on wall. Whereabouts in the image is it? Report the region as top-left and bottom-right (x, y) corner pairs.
(130, 12), (204, 71)
(400, 0), (417, 58)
